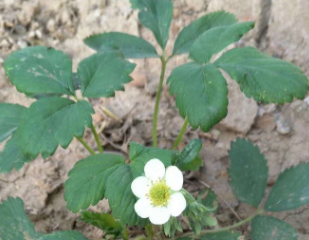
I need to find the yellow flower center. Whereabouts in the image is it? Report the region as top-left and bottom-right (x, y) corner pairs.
(149, 181), (170, 207)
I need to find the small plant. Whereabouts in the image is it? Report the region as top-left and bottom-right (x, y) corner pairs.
(0, 0), (309, 239)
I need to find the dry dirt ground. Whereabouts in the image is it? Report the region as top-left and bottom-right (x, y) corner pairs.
(0, 0), (309, 239)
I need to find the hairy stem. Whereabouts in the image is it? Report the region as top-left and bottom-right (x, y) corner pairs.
(152, 53), (167, 147)
(91, 125), (103, 153)
(176, 210), (264, 239)
(172, 118), (189, 149)
(75, 135), (95, 155)
(145, 224), (155, 240)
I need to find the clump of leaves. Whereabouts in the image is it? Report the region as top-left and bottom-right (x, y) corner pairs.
(0, 0), (309, 239)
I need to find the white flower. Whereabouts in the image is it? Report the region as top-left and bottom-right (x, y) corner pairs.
(131, 158), (186, 225)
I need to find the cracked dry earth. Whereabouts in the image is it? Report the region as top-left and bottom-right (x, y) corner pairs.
(0, 0), (309, 239)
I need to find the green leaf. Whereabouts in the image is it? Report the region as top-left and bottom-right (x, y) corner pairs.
(0, 197), (42, 240)
(183, 191), (217, 234)
(105, 164), (148, 226)
(16, 97), (94, 158)
(84, 32), (158, 59)
(129, 142), (175, 178)
(203, 214), (217, 227)
(81, 211), (123, 238)
(0, 133), (32, 173)
(167, 62), (228, 132)
(0, 197), (89, 240)
(189, 22), (254, 63)
(64, 153), (125, 212)
(77, 52), (135, 98)
(65, 144), (175, 226)
(214, 47), (309, 104)
(173, 11), (237, 55)
(4, 46), (74, 96)
(251, 216), (297, 240)
(201, 231), (242, 240)
(65, 153), (147, 226)
(265, 163), (309, 211)
(130, 0), (173, 49)
(110, 143), (173, 225)
(228, 138), (268, 207)
(37, 231), (89, 240)
(197, 189), (218, 212)
(172, 139), (203, 171)
(0, 103), (26, 143)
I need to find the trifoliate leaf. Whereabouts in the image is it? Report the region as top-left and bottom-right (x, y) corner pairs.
(189, 22), (254, 63)
(251, 216), (297, 240)
(214, 47), (309, 104)
(0, 197), (42, 240)
(228, 138), (268, 207)
(65, 153), (147, 226)
(78, 52), (135, 98)
(201, 231), (242, 240)
(65, 144), (175, 226)
(0, 103), (26, 143)
(172, 139), (203, 171)
(167, 62), (228, 132)
(16, 97), (94, 158)
(265, 163), (309, 211)
(173, 11), (237, 55)
(130, 0), (173, 49)
(37, 231), (89, 240)
(105, 164), (148, 226)
(84, 32), (158, 58)
(81, 211), (123, 238)
(64, 153), (125, 212)
(129, 142), (175, 178)
(0, 133), (32, 173)
(4, 46), (74, 96)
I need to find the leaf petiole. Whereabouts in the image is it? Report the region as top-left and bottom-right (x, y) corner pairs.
(72, 95), (103, 153)
(91, 125), (103, 153)
(145, 224), (155, 240)
(172, 118), (189, 149)
(75, 135), (95, 155)
(152, 52), (167, 147)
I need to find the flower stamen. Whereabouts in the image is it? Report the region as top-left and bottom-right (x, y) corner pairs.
(149, 180), (170, 207)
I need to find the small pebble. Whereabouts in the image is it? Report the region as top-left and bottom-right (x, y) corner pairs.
(35, 29), (42, 38)
(17, 40), (28, 49)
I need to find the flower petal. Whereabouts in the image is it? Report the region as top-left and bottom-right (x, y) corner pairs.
(168, 192), (186, 217)
(165, 166), (183, 191)
(149, 207), (171, 225)
(134, 198), (153, 218)
(144, 158), (165, 182)
(131, 176), (150, 198)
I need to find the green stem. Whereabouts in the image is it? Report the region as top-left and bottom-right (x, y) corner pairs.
(172, 118), (189, 149)
(176, 210), (264, 239)
(75, 135), (95, 155)
(152, 53), (167, 147)
(145, 224), (154, 240)
(91, 125), (103, 153)
(165, 54), (173, 63)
